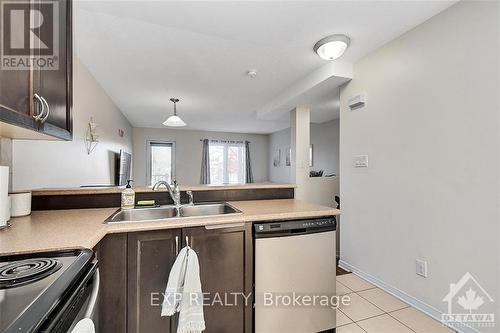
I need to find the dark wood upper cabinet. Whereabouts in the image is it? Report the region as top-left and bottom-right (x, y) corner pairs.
(32, 0), (72, 140)
(128, 229), (181, 333)
(183, 223), (253, 333)
(0, 0), (33, 125)
(0, 0), (72, 140)
(0, 68), (30, 117)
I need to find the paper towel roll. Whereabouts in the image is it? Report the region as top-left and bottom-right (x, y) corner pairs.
(0, 166), (9, 227)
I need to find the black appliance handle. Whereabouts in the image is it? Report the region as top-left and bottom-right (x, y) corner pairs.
(84, 268), (100, 318)
(40, 262), (98, 333)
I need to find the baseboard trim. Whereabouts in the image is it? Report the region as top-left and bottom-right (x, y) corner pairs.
(338, 260), (481, 333)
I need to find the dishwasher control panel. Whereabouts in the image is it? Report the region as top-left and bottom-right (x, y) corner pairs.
(254, 217), (336, 236)
(301, 219), (335, 228)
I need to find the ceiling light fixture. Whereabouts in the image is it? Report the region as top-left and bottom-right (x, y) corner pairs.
(163, 98), (186, 127)
(313, 34), (350, 61)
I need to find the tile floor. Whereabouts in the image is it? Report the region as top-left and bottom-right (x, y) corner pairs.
(335, 273), (456, 333)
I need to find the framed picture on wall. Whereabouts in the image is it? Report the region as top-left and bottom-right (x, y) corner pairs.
(273, 149), (281, 167)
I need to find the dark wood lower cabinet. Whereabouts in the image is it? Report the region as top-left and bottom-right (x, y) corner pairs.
(183, 223), (253, 333)
(95, 233), (128, 333)
(128, 229), (181, 333)
(96, 224), (253, 333)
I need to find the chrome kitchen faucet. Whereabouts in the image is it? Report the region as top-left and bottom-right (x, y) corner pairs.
(152, 180), (181, 206)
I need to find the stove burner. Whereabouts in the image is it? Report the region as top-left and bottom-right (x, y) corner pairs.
(0, 258), (62, 288)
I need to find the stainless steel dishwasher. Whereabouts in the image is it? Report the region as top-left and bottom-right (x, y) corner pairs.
(254, 218), (337, 333)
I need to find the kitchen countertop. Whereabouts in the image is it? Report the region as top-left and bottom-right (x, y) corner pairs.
(31, 183), (296, 196)
(0, 199), (340, 255)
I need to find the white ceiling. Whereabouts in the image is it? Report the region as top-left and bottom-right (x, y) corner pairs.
(272, 76), (348, 125)
(74, 1), (455, 134)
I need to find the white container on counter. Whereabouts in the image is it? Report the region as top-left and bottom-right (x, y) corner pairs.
(9, 191), (32, 217)
(0, 166), (9, 228)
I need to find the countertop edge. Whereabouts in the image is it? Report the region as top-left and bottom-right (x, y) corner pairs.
(103, 210), (340, 235)
(0, 200), (340, 255)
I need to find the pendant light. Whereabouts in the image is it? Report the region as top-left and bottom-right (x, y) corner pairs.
(163, 98), (186, 127)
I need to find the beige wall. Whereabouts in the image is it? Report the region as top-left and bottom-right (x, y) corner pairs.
(268, 127), (292, 183)
(132, 127), (269, 186)
(291, 108), (312, 200)
(12, 58), (133, 190)
(269, 119), (340, 183)
(290, 109), (339, 207)
(339, 1), (499, 330)
(269, 116), (340, 207)
(311, 119), (339, 176)
(307, 176), (339, 208)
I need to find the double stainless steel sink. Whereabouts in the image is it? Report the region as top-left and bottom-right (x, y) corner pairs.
(104, 202), (242, 223)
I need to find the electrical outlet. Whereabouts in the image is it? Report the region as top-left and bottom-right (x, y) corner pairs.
(415, 259), (428, 277)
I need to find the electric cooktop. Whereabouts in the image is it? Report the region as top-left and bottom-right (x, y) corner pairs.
(0, 249), (95, 332)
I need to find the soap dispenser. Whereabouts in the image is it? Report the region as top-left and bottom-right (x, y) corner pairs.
(121, 180), (135, 209)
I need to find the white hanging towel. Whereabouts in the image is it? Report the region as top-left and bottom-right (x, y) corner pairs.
(177, 247), (205, 333)
(161, 247), (188, 316)
(161, 246), (206, 333)
(70, 318), (95, 333)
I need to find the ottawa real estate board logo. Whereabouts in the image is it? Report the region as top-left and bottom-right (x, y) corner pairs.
(1, 0), (59, 70)
(442, 272), (495, 329)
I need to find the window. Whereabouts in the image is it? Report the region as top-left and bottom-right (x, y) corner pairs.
(147, 141), (175, 185)
(209, 141), (246, 184)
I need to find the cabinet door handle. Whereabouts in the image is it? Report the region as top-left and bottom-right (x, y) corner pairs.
(185, 235), (190, 247)
(33, 94), (44, 121)
(205, 222), (245, 230)
(175, 236), (179, 255)
(39, 95), (50, 123)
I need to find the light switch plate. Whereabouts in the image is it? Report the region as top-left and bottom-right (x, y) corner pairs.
(416, 259), (428, 277)
(353, 155), (369, 168)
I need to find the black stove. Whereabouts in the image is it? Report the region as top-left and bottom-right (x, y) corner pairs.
(0, 249), (97, 333)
